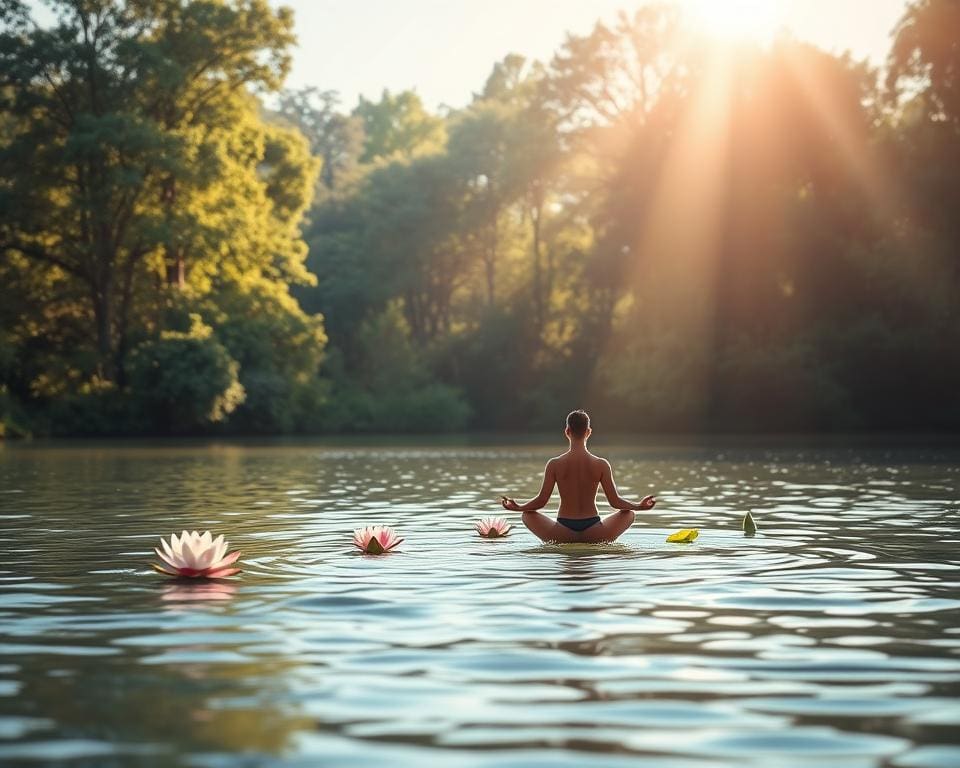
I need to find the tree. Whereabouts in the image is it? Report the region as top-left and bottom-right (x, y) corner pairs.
(886, 0), (960, 245)
(0, 0), (308, 384)
(195, 283), (327, 433)
(277, 87), (365, 194)
(472, 55), (562, 330)
(477, 53), (533, 104)
(446, 101), (521, 308)
(353, 89), (445, 163)
(546, 4), (684, 131)
(303, 151), (468, 346)
(542, 4), (690, 322)
(5, 1), (960, 436)
(888, 0), (960, 127)
(127, 314), (245, 432)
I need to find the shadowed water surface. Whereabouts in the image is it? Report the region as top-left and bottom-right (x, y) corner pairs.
(0, 438), (958, 767)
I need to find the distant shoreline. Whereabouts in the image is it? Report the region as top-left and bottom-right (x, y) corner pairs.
(4, 431), (960, 450)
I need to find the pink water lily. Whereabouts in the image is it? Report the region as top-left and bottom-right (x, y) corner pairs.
(353, 525), (403, 555)
(475, 517), (512, 538)
(151, 530), (242, 578)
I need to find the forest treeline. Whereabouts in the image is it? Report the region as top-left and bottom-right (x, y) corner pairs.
(1, 0), (958, 437)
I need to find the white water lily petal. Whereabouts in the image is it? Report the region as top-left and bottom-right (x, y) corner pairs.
(160, 536), (178, 565)
(209, 550), (241, 571)
(180, 536), (199, 570)
(212, 534), (227, 564)
(154, 546), (178, 570)
(195, 543), (216, 570)
(152, 531), (241, 579)
(167, 534), (188, 568)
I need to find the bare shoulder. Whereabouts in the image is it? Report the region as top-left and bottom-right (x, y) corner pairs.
(545, 454), (568, 475)
(593, 455), (612, 475)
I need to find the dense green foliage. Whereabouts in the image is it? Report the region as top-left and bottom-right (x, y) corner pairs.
(1, 0), (324, 434)
(2, 1), (958, 436)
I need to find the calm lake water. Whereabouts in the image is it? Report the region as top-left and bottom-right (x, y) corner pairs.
(1, 438), (959, 767)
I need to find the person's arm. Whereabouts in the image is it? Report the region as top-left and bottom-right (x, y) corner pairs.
(599, 459), (656, 511)
(501, 460), (557, 512)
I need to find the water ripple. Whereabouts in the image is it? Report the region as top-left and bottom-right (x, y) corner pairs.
(0, 439), (958, 766)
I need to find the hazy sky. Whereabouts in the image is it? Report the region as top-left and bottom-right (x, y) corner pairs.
(274, 0), (910, 109)
(24, 1), (910, 109)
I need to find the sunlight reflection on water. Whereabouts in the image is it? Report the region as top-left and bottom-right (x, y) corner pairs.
(0, 439), (958, 767)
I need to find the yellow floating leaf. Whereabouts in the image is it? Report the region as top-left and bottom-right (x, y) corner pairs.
(666, 528), (699, 543)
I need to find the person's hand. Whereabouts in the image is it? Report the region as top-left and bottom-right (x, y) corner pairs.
(500, 496), (521, 512)
(637, 495), (656, 511)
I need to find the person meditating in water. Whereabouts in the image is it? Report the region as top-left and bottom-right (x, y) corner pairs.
(500, 410), (656, 543)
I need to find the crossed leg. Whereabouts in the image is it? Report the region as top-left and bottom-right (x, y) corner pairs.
(521, 509), (636, 544)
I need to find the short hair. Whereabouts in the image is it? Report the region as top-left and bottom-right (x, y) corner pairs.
(566, 409), (590, 437)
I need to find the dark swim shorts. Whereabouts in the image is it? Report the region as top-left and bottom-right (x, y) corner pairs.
(557, 516), (601, 532)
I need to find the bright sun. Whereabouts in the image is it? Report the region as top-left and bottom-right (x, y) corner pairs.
(679, 0), (787, 44)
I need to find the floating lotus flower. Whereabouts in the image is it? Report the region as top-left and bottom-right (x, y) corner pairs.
(742, 511), (758, 536)
(151, 530), (242, 578)
(475, 517), (512, 538)
(666, 528), (699, 543)
(353, 525), (403, 555)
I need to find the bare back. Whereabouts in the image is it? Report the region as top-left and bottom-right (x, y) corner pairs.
(505, 434), (653, 543)
(552, 449), (607, 519)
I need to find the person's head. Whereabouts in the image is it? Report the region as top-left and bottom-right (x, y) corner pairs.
(565, 409), (591, 442)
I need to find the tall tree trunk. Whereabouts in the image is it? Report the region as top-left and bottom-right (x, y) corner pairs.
(162, 176), (184, 287)
(165, 250), (185, 287)
(92, 283), (113, 381)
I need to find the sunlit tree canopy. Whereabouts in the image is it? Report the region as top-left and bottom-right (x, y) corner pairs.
(2, 0), (958, 436)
